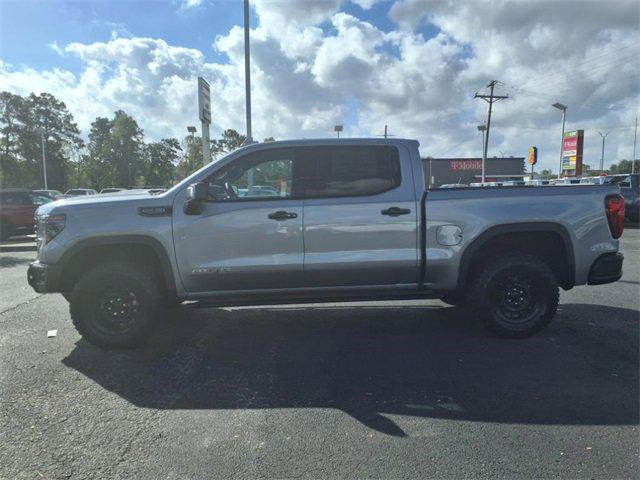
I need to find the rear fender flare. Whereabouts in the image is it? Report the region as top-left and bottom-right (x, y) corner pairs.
(457, 222), (575, 290)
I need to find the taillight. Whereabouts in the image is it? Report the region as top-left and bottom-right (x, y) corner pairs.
(605, 194), (625, 239)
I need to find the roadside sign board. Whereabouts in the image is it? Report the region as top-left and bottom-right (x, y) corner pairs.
(198, 77), (211, 125)
(528, 146), (537, 165)
(561, 130), (584, 176)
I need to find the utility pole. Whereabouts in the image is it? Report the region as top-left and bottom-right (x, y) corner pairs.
(243, 0), (253, 143)
(477, 125), (487, 181)
(474, 80), (508, 183)
(598, 131), (609, 173)
(376, 125), (396, 139)
(632, 115), (637, 174)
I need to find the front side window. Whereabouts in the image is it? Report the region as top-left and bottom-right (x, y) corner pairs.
(296, 146), (401, 198)
(206, 149), (294, 201)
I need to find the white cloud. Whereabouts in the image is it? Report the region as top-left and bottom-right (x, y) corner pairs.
(180, 0), (202, 9)
(351, 0), (381, 9)
(1, 0), (638, 172)
(48, 41), (64, 56)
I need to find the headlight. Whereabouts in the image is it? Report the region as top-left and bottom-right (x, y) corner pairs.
(37, 214), (66, 247)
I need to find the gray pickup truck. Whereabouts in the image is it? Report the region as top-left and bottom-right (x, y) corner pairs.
(28, 139), (626, 349)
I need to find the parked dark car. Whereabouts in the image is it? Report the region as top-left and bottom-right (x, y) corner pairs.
(0, 189), (54, 240)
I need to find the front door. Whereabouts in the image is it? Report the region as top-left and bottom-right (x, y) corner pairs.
(173, 148), (304, 293)
(297, 145), (419, 287)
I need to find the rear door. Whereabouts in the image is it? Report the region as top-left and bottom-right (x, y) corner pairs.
(299, 145), (419, 287)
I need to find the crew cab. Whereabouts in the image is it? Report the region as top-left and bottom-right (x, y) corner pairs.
(27, 139), (625, 349)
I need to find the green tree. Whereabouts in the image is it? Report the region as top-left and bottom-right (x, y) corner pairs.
(83, 110), (144, 189)
(608, 159), (639, 174)
(539, 169), (555, 180)
(211, 129), (246, 159)
(143, 138), (181, 187)
(0, 92), (24, 187)
(176, 134), (203, 180)
(110, 110), (144, 187)
(85, 116), (116, 189)
(0, 91), (83, 189)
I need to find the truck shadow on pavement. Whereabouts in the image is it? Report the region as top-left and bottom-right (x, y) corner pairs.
(63, 302), (639, 437)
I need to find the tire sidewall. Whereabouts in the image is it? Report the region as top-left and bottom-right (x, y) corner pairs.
(70, 263), (160, 349)
(470, 254), (559, 338)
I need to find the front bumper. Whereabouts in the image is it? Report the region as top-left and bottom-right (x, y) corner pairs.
(587, 252), (624, 285)
(27, 261), (63, 293)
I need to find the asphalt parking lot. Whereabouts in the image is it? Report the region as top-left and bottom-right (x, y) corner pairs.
(1, 228), (638, 479)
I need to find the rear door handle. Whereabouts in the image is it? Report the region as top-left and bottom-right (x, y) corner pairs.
(268, 210), (298, 220)
(381, 207), (411, 217)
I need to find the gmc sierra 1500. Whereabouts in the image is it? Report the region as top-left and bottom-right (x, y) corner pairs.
(28, 138), (625, 349)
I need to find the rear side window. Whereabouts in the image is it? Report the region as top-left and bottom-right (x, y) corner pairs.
(296, 146), (401, 198)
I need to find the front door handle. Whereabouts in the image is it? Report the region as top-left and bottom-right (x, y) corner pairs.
(268, 210), (298, 220)
(381, 207), (411, 217)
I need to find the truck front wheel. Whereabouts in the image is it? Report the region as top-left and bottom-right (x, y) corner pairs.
(69, 262), (162, 349)
(468, 253), (559, 338)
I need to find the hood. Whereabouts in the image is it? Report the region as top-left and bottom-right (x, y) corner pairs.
(37, 190), (159, 216)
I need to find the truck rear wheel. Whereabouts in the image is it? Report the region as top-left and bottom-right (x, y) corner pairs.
(468, 252), (559, 338)
(69, 262), (162, 349)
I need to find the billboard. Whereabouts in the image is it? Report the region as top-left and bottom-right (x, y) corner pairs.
(528, 146), (537, 165)
(561, 130), (584, 176)
(198, 77), (211, 124)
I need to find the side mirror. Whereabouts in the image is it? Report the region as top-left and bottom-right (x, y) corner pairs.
(187, 182), (208, 202)
(184, 182), (207, 215)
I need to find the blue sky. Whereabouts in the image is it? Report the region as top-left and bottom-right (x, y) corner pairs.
(1, 0), (440, 71)
(0, 0), (638, 171)
(1, 0), (245, 68)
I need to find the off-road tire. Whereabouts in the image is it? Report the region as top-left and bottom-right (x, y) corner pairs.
(467, 252), (559, 338)
(69, 262), (163, 349)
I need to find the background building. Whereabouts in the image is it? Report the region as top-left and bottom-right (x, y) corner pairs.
(423, 157), (525, 186)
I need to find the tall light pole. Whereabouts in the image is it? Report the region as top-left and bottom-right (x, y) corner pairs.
(243, 0), (253, 143)
(598, 131), (609, 173)
(552, 103), (567, 179)
(632, 115), (637, 174)
(477, 124), (487, 182)
(38, 129), (48, 189)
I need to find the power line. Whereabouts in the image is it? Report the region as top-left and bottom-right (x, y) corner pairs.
(513, 45), (638, 91)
